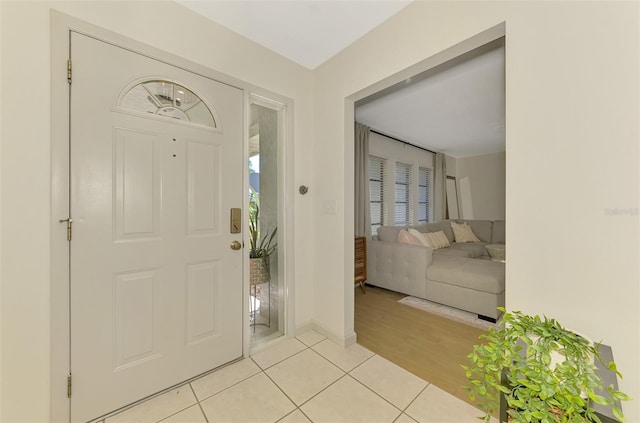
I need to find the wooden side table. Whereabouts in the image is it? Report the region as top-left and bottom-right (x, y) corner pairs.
(354, 236), (367, 293)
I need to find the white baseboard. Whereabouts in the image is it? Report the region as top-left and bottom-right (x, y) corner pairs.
(295, 320), (357, 347)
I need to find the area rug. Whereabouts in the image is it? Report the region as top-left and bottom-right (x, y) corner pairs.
(398, 296), (501, 331)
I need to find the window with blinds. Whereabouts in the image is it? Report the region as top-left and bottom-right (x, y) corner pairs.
(418, 167), (431, 223)
(394, 162), (412, 226)
(369, 156), (385, 235)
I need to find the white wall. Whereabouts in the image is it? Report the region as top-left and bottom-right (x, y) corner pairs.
(454, 152), (506, 220)
(445, 154), (456, 176)
(312, 2), (639, 420)
(0, 2), (314, 421)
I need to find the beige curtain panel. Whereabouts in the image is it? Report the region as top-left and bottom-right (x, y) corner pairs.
(434, 152), (447, 222)
(354, 122), (371, 237)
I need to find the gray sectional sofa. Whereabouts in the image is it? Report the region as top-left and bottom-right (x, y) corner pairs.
(366, 220), (505, 321)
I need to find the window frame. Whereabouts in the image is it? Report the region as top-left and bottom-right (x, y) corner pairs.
(417, 166), (431, 224)
(368, 156), (386, 235)
(394, 162), (412, 226)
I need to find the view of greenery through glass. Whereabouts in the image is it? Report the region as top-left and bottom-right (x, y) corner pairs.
(249, 103), (281, 344)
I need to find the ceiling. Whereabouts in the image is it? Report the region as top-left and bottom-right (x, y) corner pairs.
(356, 40), (505, 158)
(176, 0), (505, 158)
(176, 0), (412, 70)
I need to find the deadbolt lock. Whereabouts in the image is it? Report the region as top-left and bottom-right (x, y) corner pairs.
(230, 208), (241, 234)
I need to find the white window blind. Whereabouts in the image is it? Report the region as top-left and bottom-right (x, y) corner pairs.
(418, 167), (431, 223)
(394, 162), (412, 226)
(369, 156), (385, 235)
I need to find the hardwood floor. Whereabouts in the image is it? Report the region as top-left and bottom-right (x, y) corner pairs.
(354, 285), (486, 407)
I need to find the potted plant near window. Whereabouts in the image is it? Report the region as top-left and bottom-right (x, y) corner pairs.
(462, 309), (630, 423)
(248, 194), (277, 285)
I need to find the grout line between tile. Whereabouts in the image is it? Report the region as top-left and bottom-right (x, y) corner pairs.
(343, 373), (405, 417)
(402, 382), (431, 419)
(295, 373), (350, 410)
(349, 353), (432, 414)
(295, 334), (327, 348)
(297, 406), (314, 422)
(261, 364), (303, 409)
(152, 385), (199, 423)
(347, 351), (378, 374)
(392, 412), (415, 423)
(189, 383), (210, 423)
(251, 343), (310, 371)
(195, 367), (263, 403)
(305, 347), (349, 375)
(100, 381), (196, 423)
(274, 409), (294, 423)
(274, 407), (308, 423)
(155, 402), (198, 423)
(308, 348), (361, 373)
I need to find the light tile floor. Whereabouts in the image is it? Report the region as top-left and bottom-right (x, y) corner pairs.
(100, 331), (491, 423)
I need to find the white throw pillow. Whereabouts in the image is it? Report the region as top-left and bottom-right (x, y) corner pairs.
(397, 229), (423, 246)
(424, 232), (441, 248)
(424, 230), (450, 249)
(408, 228), (433, 248)
(450, 221), (481, 243)
(434, 231), (451, 248)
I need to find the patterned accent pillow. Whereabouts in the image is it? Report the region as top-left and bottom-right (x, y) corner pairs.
(425, 231), (451, 249)
(450, 221), (481, 243)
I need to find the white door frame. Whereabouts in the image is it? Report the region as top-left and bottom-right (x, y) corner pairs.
(50, 11), (295, 422)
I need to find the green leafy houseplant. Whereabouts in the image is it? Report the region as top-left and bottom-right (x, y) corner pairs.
(462, 309), (630, 423)
(248, 192), (277, 262)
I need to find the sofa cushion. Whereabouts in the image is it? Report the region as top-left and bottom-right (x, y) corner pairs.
(450, 242), (488, 257)
(492, 220), (505, 244)
(377, 226), (404, 243)
(432, 248), (476, 258)
(411, 223), (428, 233)
(450, 221), (481, 243)
(427, 256), (505, 294)
(453, 220), (493, 243)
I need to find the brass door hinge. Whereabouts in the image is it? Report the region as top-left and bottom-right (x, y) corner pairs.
(67, 374), (72, 398)
(59, 218), (73, 241)
(67, 60), (72, 84)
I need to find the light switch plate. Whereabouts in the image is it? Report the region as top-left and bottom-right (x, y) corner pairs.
(323, 200), (337, 214)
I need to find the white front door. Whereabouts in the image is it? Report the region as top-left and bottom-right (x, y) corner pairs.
(69, 32), (244, 421)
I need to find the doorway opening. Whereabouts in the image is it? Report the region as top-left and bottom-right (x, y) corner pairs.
(248, 97), (286, 346)
(349, 27), (506, 407)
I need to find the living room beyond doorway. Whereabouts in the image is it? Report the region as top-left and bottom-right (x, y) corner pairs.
(352, 33), (506, 411)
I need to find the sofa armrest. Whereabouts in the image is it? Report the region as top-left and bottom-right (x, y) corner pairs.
(491, 220), (505, 244)
(366, 240), (433, 298)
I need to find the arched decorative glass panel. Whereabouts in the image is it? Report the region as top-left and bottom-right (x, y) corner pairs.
(120, 80), (216, 128)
